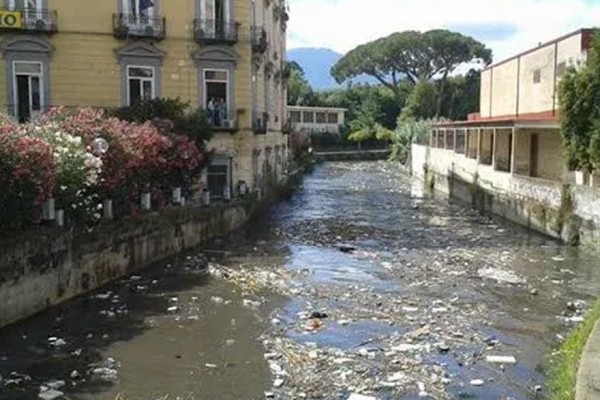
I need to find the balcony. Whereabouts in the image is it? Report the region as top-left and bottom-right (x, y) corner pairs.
(194, 19), (239, 45)
(251, 26), (267, 54)
(207, 109), (239, 134)
(113, 13), (166, 41)
(252, 111), (268, 134)
(281, 119), (292, 134)
(0, 9), (57, 34)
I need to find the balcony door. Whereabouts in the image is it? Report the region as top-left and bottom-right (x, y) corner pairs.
(200, 0), (228, 38)
(204, 69), (230, 127)
(9, 0), (43, 27)
(13, 61), (43, 123)
(123, 0), (155, 31)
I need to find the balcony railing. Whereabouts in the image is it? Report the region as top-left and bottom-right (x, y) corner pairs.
(113, 13), (166, 41)
(251, 26), (267, 54)
(194, 19), (239, 45)
(207, 108), (239, 134)
(252, 111), (268, 134)
(0, 8), (57, 33)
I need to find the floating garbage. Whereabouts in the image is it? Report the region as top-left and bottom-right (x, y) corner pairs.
(486, 355), (517, 364)
(38, 389), (64, 400)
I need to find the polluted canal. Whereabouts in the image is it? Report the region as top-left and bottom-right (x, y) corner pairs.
(2, 161), (600, 400)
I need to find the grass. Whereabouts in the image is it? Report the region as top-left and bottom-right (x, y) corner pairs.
(547, 298), (600, 400)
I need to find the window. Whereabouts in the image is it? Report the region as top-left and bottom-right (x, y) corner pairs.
(204, 69), (230, 127)
(327, 113), (338, 124)
(13, 61), (43, 123)
(316, 112), (326, 123)
(556, 61), (567, 77)
(123, 0), (154, 16)
(533, 68), (541, 84)
(302, 111), (314, 123)
(127, 66), (155, 105)
(9, 0), (40, 10)
(207, 164), (228, 199)
(290, 110), (300, 123)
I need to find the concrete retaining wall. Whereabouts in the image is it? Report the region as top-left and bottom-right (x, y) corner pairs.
(412, 144), (600, 246)
(0, 201), (254, 329)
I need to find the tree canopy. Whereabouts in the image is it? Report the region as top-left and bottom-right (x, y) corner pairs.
(559, 33), (600, 172)
(287, 61), (319, 106)
(330, 29), (492, 112)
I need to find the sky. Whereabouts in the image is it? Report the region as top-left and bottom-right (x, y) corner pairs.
(286, 0), (600, 64)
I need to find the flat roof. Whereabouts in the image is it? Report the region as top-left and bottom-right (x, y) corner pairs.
(433, 113), (559, 129)
(483, 28), (596, 71)
(287, 105), (347, 112)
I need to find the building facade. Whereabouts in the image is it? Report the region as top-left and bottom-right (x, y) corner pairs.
(429, 28), (595, 183)
(288, 105), (346, 134)
(0, 0), (291, 199)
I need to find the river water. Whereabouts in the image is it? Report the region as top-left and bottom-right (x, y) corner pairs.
(1, 161), (600, 400)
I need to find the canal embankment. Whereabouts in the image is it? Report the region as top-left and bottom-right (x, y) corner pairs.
(0, 199), (256, 330)
(411, 144), (600, 247)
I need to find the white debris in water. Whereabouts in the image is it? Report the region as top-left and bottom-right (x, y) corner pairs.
(204, 363), (217, 369)
(470, 379), (484, 386)
(210, 296), (225, 305)
(49, 338), (66, 347)
(486, 355), (517, 364)
(402, 307), (419, 313)
(477, 267), (525, 284)
(167, 306), (179, 313)
(243, 299), (261, 308)
(391, 343), (429, 353)
(552, 256), (566, 262)
(338, 319), (353, 326)
(90, 367), (118, 381)
(348, 394), (377, 400)
(38, 389), (64, 400)
(44, 380), (65, 390)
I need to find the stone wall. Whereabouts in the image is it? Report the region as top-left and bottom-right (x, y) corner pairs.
(0, 201), (255, 329)
(412, 144), (600, 246)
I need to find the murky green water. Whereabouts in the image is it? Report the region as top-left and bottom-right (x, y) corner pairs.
(1, 161), (600, 400)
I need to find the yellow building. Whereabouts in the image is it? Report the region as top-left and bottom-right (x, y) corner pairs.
(0, 0), (291, 199)
(430, 28), (595, 183)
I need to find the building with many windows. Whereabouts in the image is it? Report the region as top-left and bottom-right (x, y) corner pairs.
(288, 105), (346, 134)
(0, 0), (291, 199)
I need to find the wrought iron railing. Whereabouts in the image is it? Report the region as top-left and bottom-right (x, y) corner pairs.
(194, 19), (239, 45)
(113, 13), (166, 40)
(0, 8), (57, 33)
(252, 111), (268, 134)
(251, 26), (267, 53)
(206, 108), (239, 133)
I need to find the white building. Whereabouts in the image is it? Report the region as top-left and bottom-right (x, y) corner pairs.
(288, 106), (346, 134)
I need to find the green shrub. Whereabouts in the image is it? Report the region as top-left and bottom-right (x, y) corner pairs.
(111, 97), (213, 149)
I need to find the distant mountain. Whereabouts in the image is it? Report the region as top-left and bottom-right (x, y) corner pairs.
(287, 47), (377, 90)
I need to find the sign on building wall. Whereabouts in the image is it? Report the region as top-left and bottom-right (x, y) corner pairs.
(0, 11), (22, 29)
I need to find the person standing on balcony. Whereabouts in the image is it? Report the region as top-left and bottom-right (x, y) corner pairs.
(218, 97), (227, 126)
(207, 97), (216, 125)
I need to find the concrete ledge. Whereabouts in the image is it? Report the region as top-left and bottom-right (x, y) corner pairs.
(0, 199), (256, 329)
(577, 319), (600, 400)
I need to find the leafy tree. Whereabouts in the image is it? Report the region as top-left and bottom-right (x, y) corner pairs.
(440, 69), (481, 121)
(425, 30), (491, 115)
(111, 97), (213, 149)
(331, 29), (491, 109)
(347, 97), (393, 147)
(399, 81), (438, 121)
(287, 61), (319, 106)
(390, 117), (446, 164)
(559, 33), (600, 172)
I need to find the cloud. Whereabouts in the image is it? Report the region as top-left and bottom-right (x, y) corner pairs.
(286, 0), (600, 63)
